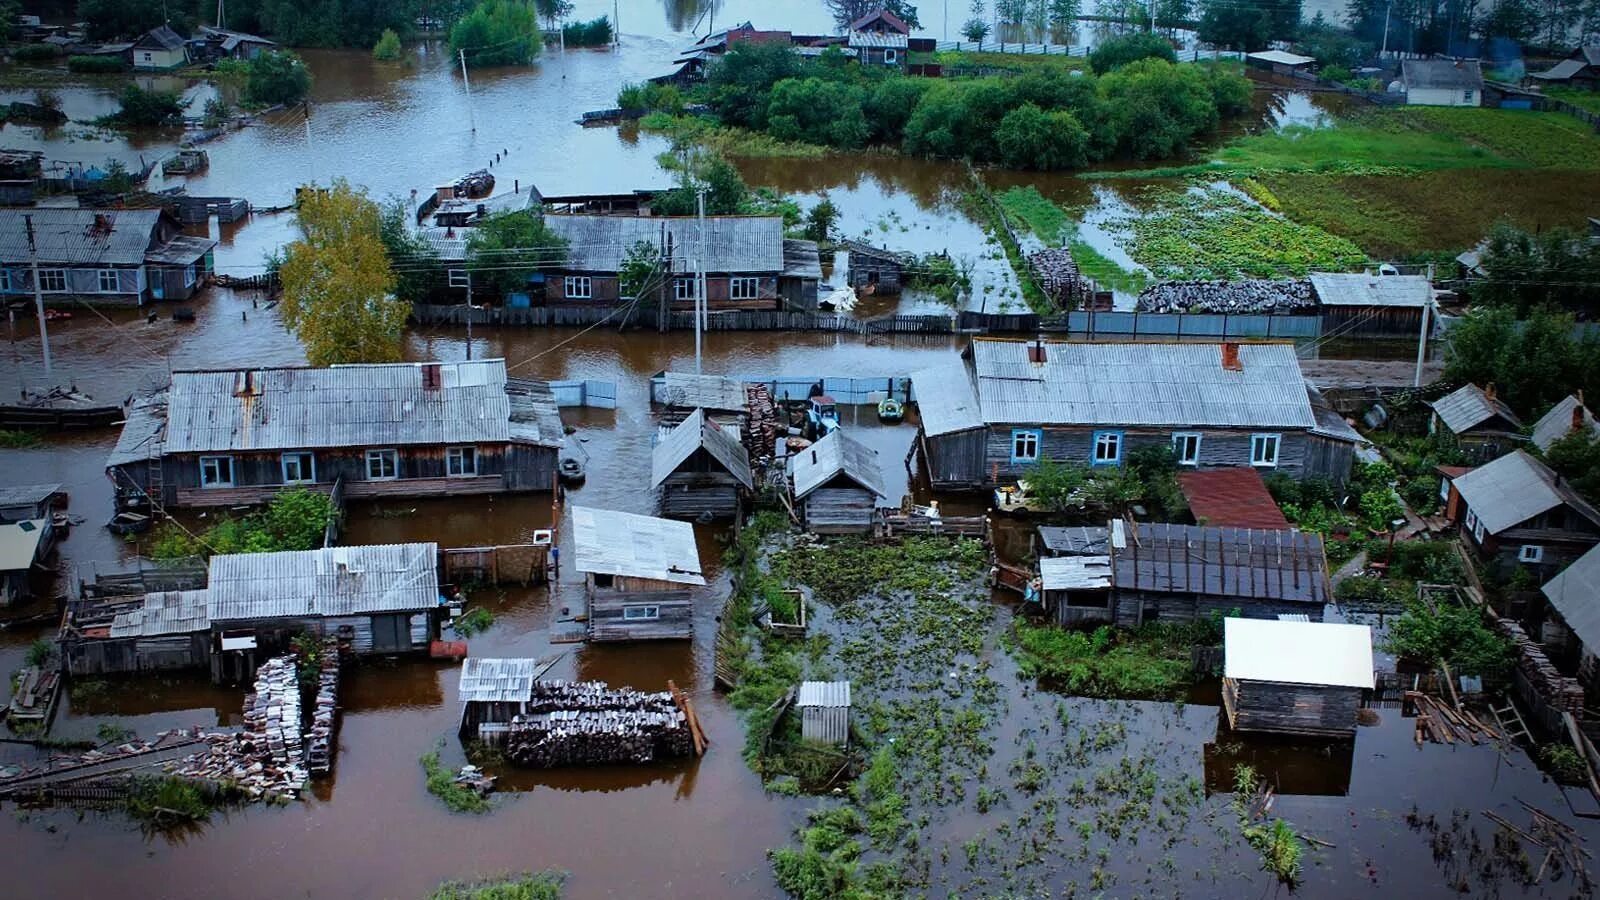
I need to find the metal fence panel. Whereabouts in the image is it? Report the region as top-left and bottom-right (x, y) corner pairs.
(583, 380), (617, 409)
(1181, 315), (1227, 336)
(1228, 315), (1275, 337)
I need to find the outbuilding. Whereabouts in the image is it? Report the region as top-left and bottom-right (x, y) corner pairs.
(1451, 450), (1600, 575)
(1222, 618), (1374, 738)
(130, 25), (188, 70)
(457, 657), (539, 742)
(797, 680), (851, 746)
(0, 483), (61, 524)
(0, 517), (54, 605)
(572, 506), (705, 642)
(1530, 393), (1599, 453)
(1399, 59), (1483, 106)
(651, 409), (754, 521)
(1246, 49), (1315, 76)
(1426, 383), (1523, 461)
(790, 429), (889, 535)
(1038, 554), (1114, 625)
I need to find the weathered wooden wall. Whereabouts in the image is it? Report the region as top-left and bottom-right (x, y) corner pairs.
(587, 587), (694, 642)
(803, 487), (876, 535)
(659, 471), (742, 521)
(920, 429), (988, 491)
(1113, 592), (1324, 628)
(63, 632), (211, 676)
(1224, 677), (1361, 737)
(981, 427), (1316, 485)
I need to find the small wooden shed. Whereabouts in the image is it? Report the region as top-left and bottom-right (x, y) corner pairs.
(842, 239), (904, 294)
(457, 657), (537, 742)
(572, 506), (705, 642)
(1038, 555), (1114, 626)
(790, 429), (889, 535)
(797, 680), (851, 746)
(1222, 618), (1374, 738)
(651, 409), (753, 521)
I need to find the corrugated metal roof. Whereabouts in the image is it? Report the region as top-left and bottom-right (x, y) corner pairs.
(1224, 618), (1373, 688)
(145, 234), (217, 265)
(1115, 523), (1329, 605)
(1247, 50), (1315, 66)
(1037, 525), (1109, 555)
(968, 340), (1316, 429)
(1308, 272), (1432, 308)
(136, 25), (186, 50)
(781, 239), (822, 279)
(0, 483), (60, 509)
(849, 30), (909, 48)
(1040, 555), (1112, 590)
(651, 409), (753, 489)
(1531, 395), (1599, 453)
(417, 226), (468, 262)
(1534, 58), (1587, 80)
(1544, 544), (1600, 651)
(1178, 468), (1292, 530)
(457, 657), (537, 703)
(912, 362), (983, 437)
(0, 208), (162, 266)
(1403, 59), (1483, 90)
(505, 377), (565, 449)
(797, 680), (851, 707)
(162, 360), (516, 453)
(109, 589), (210, 638)
(570, 506), (706, 585)
(1427, 383), (1522, 435)
(791, 429), (887, 500)
(106, 393), (167, 468)
(1451, 450), (1600, 535)
(207, 543), (440, 622)
(659, 372), (748, 412)
(544, 214), (784, 274)
(0, 519), (46, 572)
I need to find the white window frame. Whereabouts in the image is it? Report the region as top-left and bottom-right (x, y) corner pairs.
(448, 268), (470, 288)
(730, 276), (760, 300)
(1092, 431), (1123, 467)
(1172, 432), (1202, 466)
(1250, 433), (1281, 468)
(564, 275), (592, 299)
(37, 268), (66, 293)
(1011, 429), (1040, 463)
(1473, 519), (1486, 543)
(97, 269), (120, 293)
(1462, 89), (1474, 102)
(1439, 477), (1451, 502)
(199, 455), (234, 488)
(446, 445), (478, 477)
(674, 278), (696, 301)
(1519, 545), (1544, 563)
(0, 269), (11, 292)
(623, 604), (661, 621)
(884, 48), (898, 64)
(366, 448), (398, 480)
(1464, 508), (1479, 533)
(280, 451), (315, 484)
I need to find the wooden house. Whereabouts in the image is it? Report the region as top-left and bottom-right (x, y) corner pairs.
(106, 360), (564, 511)
(913, 339), (1356, 492)
(651, 409), (753, 521)
(0, 483), (61, 524)
(1531, 393), (1599, 453)
(1541, 544), (1600, 686)
(797, 680), (851, 747)
(0, 517), (54, 606)
(1308, 272), (1433, 338)
(1532, 46), (1600, 91)
(457, 657), (539, 742)
(1436, 464), (1474, 523)
(60, 588), (212, 676)
(1426, 383), (1523, 460)
(1222, 618), (1373, 738)
(0, 208), (215, 307)
(572, 506), (705, 642)
(1399, 59), (1483, 106)
(130, 25), (188, 70)
(790, 429), (888, 535)
(196, 25), (277, 61)
(1451, 450), (1600, 576)
(841, 239), (904, 293)
(847, 9), (909, 68)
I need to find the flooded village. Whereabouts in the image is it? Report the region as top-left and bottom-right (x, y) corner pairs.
(4, 0), (1600, 898)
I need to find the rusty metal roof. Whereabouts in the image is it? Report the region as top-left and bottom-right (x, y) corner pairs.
(1177, 468), (1292, 530)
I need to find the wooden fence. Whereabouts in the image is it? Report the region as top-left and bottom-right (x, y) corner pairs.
(322, 476), (345, 548)
(1546, 97), (1600, 132)
(411, 303), (954, 335)
(440, 543), (551, 586)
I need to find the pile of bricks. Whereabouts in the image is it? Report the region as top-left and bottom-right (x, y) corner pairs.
(306, 639), (341, 777)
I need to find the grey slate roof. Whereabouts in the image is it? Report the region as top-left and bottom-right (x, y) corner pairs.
(1115, 523), (1330, 605)
(1402, 59), (1484, 90)
(849, 30), (909, 48)
(457, 657), (537, 703)
(968, 340), (1316, 429)
(1307, 384), (1363, 444)
(1531, 394), (1599, 453)
(110, 589), (210, 638)
(1427, 383), (1522, 435)
(797, 680), (851, 708)
(505, 377), (566, 449)
(912, 362), (983, 437)
(781, 239), (822, 280)
(1544, 544), (1600, 652)
(1451, 450), (1600, 535)
(0, 208), (161, 266)
(660, 372), (748, 412)
(651, 409), (753, 489)
(161, 360), (520, 454)
(791, 429), (888, 500)
(135, 25), (186, 51)
(0, 483), (60, 509)
(570, 506), (706, 585)
(106, 393), (166, 467)
(145, 234), (217, 266)
(1534, 58), (1588, 80)
(1308, 272), (1433, 308)
(543, 214), (784, 274)
(206, 543), (440, 622)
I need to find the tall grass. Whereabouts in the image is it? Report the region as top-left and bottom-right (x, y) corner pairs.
(429, 872), (566, 900)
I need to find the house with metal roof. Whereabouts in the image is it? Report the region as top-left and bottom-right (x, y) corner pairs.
(0, 517), (54, 606)
(1399, 59), (1483, 106)
(1452, 450), (1600, 575)
(790, 429), (888, 535)
(106, 360), (565, 511)
(571, 506), (705, 642)
(195, 25), (277, 61)
(1426, 383), (1523, 460)
(1541, 543), (1600, 688)
(60, 588), (214, 676)
(457, 657), (540, 740)
(1222, 618), (1373, 737)
(1111, 522), (1332, 625)
(130, 25), (188, 70)
(912, 339), (1354, 491)
(0, 208), (215, 307)
(1531, 394), (1599, 453)
(652, 409), (753, 522)
(848, 8), (910, 67)
(1531, 46), (1600, 90)
(1307, 272), (1434, 337)
(539, 214), (819, 311)
(0, 483), (61, 524)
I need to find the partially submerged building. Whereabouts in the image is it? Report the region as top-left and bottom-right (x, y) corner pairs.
(457, 657), (539, 742)
(790, 429), (889, 535)
(0, 483), (61, 523)
(0, 208), (215, 307)
(651, 409), (754, 521)
(840, 239), (904, 293)
(0, 516), (55, 605)
(1222, 617), (1373, 738)
(797, 680), (852, 746)
(572, 506), (705, 642)
(1426, 383), (1523, 460)
(130, 25), (188, 70)
(1451, 450), (1600, 575)
(1531, 394), (1599, 454)
(106, 360), (563, 510)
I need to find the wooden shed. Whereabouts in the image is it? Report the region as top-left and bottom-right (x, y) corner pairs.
(60, 589), (212, 676)
(0, 517), (54, 606)
(1038, 555), (1114, 626)
(572, 506), (705, 642)
(457, 657), (538, 742)
(797, 680), (851, 746)
(651, 409), (753, 521)
(1426, 383), (1523, 461)
(841, 239), (904, 294)
(1222, 618), (1373, 738)
(790, 429), (888, 535)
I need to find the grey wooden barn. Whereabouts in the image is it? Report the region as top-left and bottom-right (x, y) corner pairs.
(790, 429), (888, 535)
(572, 506), (705, 642)
(1426, 383), (1523, 462)
(651, 409), (753, 521)
(61, 588), (212, 676)
(457, 657), (538, 742)
(1222, 617), (1373, 738)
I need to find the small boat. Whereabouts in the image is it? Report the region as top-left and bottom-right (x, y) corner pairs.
(877, 397), (904, 423)
(162, 149), (209, 175)
(106, 510), (151, 535)
(559, 457), (586, 485)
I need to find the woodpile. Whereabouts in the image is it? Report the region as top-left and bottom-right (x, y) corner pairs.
(1026, 248), (1082, 306)
(1406, 691), (1499, 745)
(306, 639), (341, 777)
(745, 383), (780, 462)
(1137, 279), (1315, 314)
(503, 680), (693, 768)
(1496, 619), (1585, 712)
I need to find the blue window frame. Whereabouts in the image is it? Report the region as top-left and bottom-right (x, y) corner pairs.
(1010, 429), (1041, 463)
(1091, 430), (1123, 466)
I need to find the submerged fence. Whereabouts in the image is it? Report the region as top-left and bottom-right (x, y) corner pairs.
(958, 310), (1324, 338)
(650, 374), (912, 406)
(411, 303), (954, 335)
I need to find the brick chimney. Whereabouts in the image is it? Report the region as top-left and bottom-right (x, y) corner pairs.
(1027, 337), (1048, 364)
(421, 362), (442, 391)
(1484, 382), (1497, 403)
(1574, 397), (1587, 434)
(1221, 342), (1242, 372)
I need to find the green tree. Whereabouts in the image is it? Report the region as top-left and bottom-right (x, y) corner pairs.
(1098, 58), (1221, 158)
(373, 28), (403, 60)
(561, 16), (613, 46)
(995, 102), (1090, 170)
(378, 195), (444, 302)
(804, 197), (840, 243)
(654, 153), (751, 216)
(279, 179), (409, 366)
(534, 0), (574, 29)
(824, 0), (922, 29)
(962, 16), (992, 41)
(110, 84), (187, 127)
(229, 0), (420, 48)
(1443, 306), (1593, 419)
(450, 0), (542, 67)
(79, 0), (191, 40)
(765, 78), (870, 149)
(1198, 0), (1300, 49)
(863, 76), (932, 144)
(465, 211), (568, 297)
(706, 42), (802, 128)
(244, 51), (312, 107)
(1475, 224), (1600, 317)
(1049, 0), (1082, 27)
(1089, 32), (1176, 73)
(618, 240), (666, 304)
(1546, 429), (1600, 506)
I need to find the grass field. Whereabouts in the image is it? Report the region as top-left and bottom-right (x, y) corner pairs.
(1120, 187), (1368, 279)
(1546, 87), (1600, 115)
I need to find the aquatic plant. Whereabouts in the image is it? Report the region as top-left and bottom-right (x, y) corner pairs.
(453, 607), (495, 638)
(25, 639), (50, 668)
(1120, 187), (1367, 280)
(1008, 621), (1206, 700)
(0, 428), (42, 448)
(420, 749), (491, 814)
(1539, 743), (1588, 784)
(124, 776), (216, 824)
(1243, 819), (1304, 885)
(429, 871), (566, 900)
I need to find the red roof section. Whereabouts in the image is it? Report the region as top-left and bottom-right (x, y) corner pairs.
(850, 8), (910, 33)
(1178, 467), (1291, 530)
(726, 26), (793, 46)
(1435, 465), (1474, 479)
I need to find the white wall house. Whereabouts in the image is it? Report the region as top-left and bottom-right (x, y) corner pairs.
(1400, 59), (1483, 106)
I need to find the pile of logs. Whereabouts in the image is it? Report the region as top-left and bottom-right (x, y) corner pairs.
(745, 383), (780, 461)
(1407, 691), (1500, 745)
(1026, 248), (1083, 305)
(1483, 802), (1593, 889)
(1137, 279), (1316, 314)
(306, 639), (341, 777)
(1497, 619), (1586, 713)
(504, 680), (693, 768)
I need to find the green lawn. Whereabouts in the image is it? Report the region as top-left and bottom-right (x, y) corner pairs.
(1547, 86), (1600, 115)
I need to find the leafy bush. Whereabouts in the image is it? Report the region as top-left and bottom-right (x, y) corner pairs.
(12, 44), (61, 62)
(420, 749), (491, 813)
(1383, 599), (1515, 679)
(1540, 743), (1588, 784)
(372, 28), (402, 61)
(26, 639), (51, 667)
(1243, 819), (1303, 885)
(125, 776), (216, 824)
(148, 489), (337, 559)
(561, 15), (612, 47)
(429, 872), (566, 900)
(904, 252), (969, 305)
(616, 80), (684, 113)
(450, 0), (542, 68)
(108, 84), (186, 127)
(244, 51), (312, 107)
(1088, 32), (1176, 74)
(68, 54), (127, 73)
(1010, 621), (1210, 699)
(453, 607), (494, 637)
(1334, 574), (1409, 609)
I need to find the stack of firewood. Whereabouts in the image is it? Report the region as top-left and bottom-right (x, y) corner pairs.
(503, 680), (692, 768)
(745, 383), (779, 460)
(1027, 248), (1082, 305)
(306, 639), (341, 777)
(1407, 691), (1500, 745)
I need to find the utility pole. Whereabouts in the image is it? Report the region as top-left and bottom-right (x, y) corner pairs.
(1380, 1), (1393, 58)
(1413, 291), (1432, 388)
(303, 102), (315, 184)
(25, 214), (50, 377)
(459, 49), (476, 132)
(464, 272), (474, 360)
(216, 0), (225, 29)
(694, 188), (708, 375)
(613, 0), (620, 48)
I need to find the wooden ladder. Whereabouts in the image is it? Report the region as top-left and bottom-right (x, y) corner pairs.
(1490, 699), (1534, 745)
(145, 457), (164, 505)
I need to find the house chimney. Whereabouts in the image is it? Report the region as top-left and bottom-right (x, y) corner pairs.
(422, 362), (442, 391)
(1484, 382), (1497, 403)
(1221, 342), (1242, 371)
(1027, 337), (1047, 364)
(810, 449), (818, 464)
(1574, 398), (1587, 434)
(91, 213), (112, 234)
